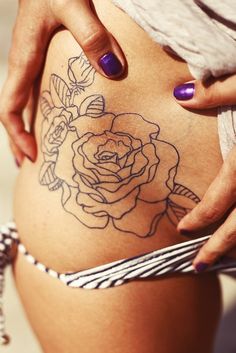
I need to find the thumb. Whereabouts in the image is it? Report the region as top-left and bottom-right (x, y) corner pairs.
(51, 0), (125, 78)
(173, 74), (236, 109)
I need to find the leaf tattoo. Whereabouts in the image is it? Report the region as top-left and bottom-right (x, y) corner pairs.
(50, 75), (71, 107)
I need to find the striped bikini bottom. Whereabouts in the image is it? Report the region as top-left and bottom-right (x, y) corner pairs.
(1, 221), (236, 345)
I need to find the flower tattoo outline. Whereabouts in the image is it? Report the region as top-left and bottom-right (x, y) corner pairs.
(39, 51), (200, 237)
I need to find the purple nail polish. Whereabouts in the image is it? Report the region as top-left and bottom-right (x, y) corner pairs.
(15, 158), (20, 168)
(179, 229), (193, 237)
(99, 52), (123, 76)
(195, 262), (209, 273)
(173, 82), (195, 100)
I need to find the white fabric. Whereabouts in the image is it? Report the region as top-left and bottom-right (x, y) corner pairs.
(112, 0), (236, 159)
(218, 106), (236, 159)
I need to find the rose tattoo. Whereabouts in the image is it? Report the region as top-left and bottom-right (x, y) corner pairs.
(39, 52), (200, 237)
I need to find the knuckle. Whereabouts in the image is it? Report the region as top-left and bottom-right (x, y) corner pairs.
(0, 109), (16, 135)
(81, 28), (109, 55)
(50, 0), (72, 15)
(202, 86), (216, 107)
(201, 245), (221, 262)
(223, 231), (236, 247)
(196, 204), (219, 222)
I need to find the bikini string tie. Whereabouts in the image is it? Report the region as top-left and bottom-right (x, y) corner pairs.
(0, 223), (18, 346)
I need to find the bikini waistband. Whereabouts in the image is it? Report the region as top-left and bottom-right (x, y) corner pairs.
(1, 221), (236, 345)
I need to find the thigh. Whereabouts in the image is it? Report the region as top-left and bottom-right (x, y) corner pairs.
(13, 252), (221, 353)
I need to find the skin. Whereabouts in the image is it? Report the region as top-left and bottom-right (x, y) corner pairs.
(1, 0), (236, 281)
(0, 0), (125, 164)
(175, 76), (236, 269)
(178, 145), (236, 268)
(13, 1), (223, 352)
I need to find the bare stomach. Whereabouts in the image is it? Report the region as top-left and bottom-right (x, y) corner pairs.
(12, 1), (222, 352)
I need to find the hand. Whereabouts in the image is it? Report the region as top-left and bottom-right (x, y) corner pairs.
(0, 0), (125, 166)
(173, 74), (236, 272)
(173, 74), (236, 109)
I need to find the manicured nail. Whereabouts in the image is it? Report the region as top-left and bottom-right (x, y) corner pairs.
(179, 229), (193, 237)
(195, 262), (209, 273)
(15, 158), (20, 168)
(173, 82), (195, 100)
(99, 52), (123, 76)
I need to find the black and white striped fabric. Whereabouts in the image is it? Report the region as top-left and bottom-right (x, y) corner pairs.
(1, 221), (236, 345)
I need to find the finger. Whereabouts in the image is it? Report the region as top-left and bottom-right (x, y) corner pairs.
(8, 138), (24, 167)
(226, 247), (236, 259)
(51, 0), (125, 78)
(193, 207), (236, 270)
(24, 86), (37, 131)
(177, 148), (236, 233)
(0, 82), (37, 161)
(0, 2), (52, 161)
(173, 74), (236, 109)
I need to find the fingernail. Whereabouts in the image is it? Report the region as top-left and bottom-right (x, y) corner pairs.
(99, 52), (123, 77)
(173, 82), (195, 100)
(26, 154), (34, 162)
(179, 229), (193, 237)
(15, 158), (20, 168)
(195, 262), (209, 273)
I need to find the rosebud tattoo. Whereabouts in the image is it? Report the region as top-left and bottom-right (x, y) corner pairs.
(39, 51), (200, 237)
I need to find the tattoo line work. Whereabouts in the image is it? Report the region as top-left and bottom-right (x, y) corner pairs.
(39, 52), (200, 237)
